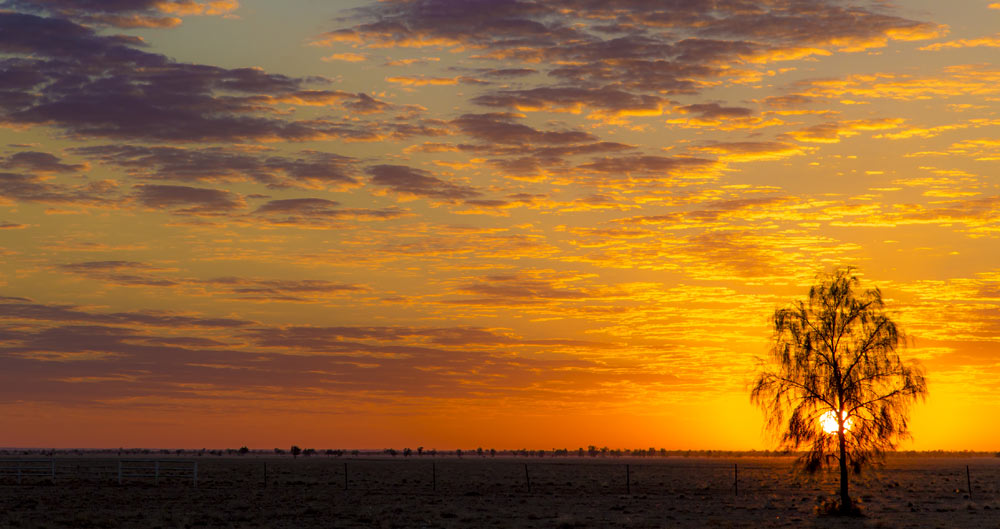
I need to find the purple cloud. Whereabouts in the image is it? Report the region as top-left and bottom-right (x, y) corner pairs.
(0, 151), (85, 173)
(132, 184), (244, 214)
(368, 164), (480, 199)
(452, 113), (597, 145)
(0, 12), (359, 142)
(253, 197), (405, 225)
(74, 145), (359, 188)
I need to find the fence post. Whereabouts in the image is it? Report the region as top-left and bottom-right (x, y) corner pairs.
(524, 463), (531, 493)
(626, 464), (630, 494)
(966, 465), (972, 500)
(118, 460), (122, 485)
(734, 463), (738, 497)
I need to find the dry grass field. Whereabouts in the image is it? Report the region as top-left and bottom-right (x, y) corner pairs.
(2, 455), (999, 528)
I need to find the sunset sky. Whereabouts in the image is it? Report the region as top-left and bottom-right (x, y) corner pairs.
(2, 0), (999, 451)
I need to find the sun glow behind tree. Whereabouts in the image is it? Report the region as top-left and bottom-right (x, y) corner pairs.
(820, 411), (853, 435)
(752, 268), (927, 514)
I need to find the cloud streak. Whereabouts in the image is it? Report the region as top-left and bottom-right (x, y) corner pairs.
(4, 0), (1000, 450)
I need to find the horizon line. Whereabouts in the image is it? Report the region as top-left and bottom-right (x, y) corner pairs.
(3, 447), (998, 455)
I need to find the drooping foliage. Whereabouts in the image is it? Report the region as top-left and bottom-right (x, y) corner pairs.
(751, 268), (927, 512)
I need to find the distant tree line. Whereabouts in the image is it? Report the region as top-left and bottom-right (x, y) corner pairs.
(6, 447), (998, 458)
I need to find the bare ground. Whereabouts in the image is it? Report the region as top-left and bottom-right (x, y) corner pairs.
(2, 456), (998, 528)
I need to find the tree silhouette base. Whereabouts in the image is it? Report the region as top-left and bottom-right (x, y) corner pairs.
(815, 497), (864, 517)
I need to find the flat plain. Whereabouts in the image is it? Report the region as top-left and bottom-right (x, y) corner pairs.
(2, 455), (999, 528)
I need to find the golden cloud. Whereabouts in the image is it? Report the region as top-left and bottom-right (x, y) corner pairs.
(322, 53), (367, 62)
(921, 34), (1000, 51)
(385, 76), (461, 86)
(155, 0), (238, 16)
(787, 118), (904, 143)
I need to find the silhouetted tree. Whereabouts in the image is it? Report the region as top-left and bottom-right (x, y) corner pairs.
(238, 446), (249, 456)
(290, 445), (302, 459)
(751, 268), (927, 514)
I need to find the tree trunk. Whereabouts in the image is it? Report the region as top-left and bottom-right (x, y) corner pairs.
(838, 427), (851, 512)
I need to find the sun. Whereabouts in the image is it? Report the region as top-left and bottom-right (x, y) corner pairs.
(820, 410), (853, 434)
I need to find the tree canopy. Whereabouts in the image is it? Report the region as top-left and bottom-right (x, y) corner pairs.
(751, 268), (927, 513)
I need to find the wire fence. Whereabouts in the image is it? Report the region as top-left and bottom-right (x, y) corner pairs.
(0, 459), (197, 486)
(0, 459), (54, 484)
(3, 457), (997, 503)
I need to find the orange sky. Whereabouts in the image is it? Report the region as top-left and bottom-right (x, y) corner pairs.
(1, 0), (999, 450)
